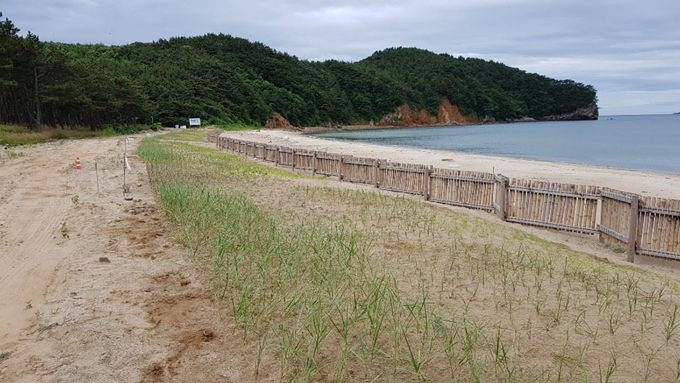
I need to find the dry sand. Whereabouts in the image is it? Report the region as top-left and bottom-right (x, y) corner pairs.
(220, 129), (680, 200)
(0, 136), (242, 382)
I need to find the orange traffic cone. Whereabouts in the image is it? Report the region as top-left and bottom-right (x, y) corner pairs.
(75, 157), (82, 170)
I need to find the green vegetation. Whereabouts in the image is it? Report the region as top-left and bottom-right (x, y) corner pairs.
(0, 350), (11, 363)
(0, 124), (97, 146)
(214, 122), (261, 131)
(140, 131), (680, 382)
(358, 48), (598, 119)
(1, 11), (597, 131)
(0, 124), (155, 147)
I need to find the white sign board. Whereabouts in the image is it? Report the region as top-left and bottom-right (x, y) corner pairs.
(189, 118), (201, 126)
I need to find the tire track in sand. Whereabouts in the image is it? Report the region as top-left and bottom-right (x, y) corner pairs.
(0, 154), (75, 346)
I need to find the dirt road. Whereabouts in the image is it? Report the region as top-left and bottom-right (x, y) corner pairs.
(0, 136), (237, 382)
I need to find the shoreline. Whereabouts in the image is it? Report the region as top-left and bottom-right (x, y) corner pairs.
(219, 129), (680, 200)
(297, 117), (576, 135)
(299, 123), (467, 135)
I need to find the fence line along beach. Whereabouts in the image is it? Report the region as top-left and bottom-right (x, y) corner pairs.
(214, 130), (680, 263)
(217, 129), (680, 200)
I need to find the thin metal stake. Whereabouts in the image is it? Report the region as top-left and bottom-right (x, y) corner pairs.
(123, 136), (127, 196)
(95, 162), (100, 197)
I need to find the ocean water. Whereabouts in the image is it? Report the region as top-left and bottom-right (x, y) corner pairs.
(315, 114), (680, 174)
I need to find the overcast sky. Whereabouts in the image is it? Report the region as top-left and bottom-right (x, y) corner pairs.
(3, 0), (679, 115)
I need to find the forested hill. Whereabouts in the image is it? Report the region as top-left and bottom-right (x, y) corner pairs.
(358, 48), (598, 120)
(0, 12), (598, 129)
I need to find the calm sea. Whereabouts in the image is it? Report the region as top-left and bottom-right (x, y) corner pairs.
(316, 114), (680, 174)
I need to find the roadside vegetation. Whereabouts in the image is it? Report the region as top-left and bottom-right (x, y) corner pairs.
(0, 124), (158, 147)
(0, 124), (98, 147)
(140, 130), (680, 382)
(0, 124), (251, 147)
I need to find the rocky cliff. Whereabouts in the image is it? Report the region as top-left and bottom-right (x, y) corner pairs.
(378, 98), (471, 126)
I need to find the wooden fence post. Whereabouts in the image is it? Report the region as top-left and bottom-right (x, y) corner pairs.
(275, 147), (280, 166)
(627, 195), (639, 263)
(496, 176), (508, 221)
(374, 160), (380, 188)
(312, 151), (317, 175)
(291, 149), (296, 171)
(423, 166), (432, 201)
(338, 156), (344, 181)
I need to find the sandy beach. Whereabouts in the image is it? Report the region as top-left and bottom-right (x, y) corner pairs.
(218, 129), (680, 200)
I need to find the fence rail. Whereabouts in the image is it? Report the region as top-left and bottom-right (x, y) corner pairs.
(216, 136), (680, 263)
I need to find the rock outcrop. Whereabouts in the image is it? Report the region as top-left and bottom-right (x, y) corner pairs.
(378, 98), (471, 126)
(538, 104), (599, 121)
(265, 113), (298, 131)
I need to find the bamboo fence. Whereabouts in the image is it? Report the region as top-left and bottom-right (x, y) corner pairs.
(342, 156), (377, 184)
(506, 179), (600, 234)
(599, 188), (637, 248)
(379, 162), (427, 195)
(315, 152), (341, 176)
(430, 169), (496, 211)
(638, 196), (680, 259)
(278, 148), (294, 167)
(216, 137), (680, 263)
(264, 145), (278, 162)
(294, 149), (315, 171)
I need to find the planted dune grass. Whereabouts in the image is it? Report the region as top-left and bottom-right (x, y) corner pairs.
(140, 130), (680, 382)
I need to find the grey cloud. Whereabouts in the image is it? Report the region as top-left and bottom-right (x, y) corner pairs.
(3, 0), (679, 114)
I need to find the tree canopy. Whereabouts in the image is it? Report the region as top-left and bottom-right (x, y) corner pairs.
(0, 12), (598, 129)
